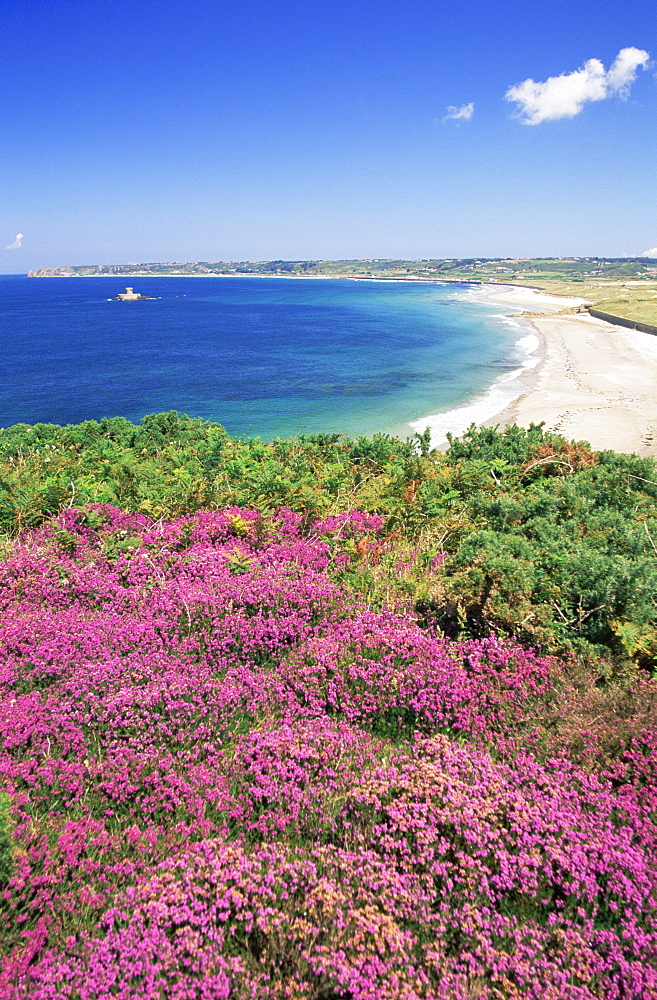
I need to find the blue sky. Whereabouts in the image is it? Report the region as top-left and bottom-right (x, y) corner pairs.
(2, 0), (655, 268)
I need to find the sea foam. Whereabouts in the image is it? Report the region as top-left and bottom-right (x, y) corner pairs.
(408, 319), (541, 445)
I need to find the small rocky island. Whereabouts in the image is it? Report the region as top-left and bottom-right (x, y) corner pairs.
(112, 287), (152, 301)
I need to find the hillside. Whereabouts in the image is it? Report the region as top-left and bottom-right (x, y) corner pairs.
(1, 413), (656, 997)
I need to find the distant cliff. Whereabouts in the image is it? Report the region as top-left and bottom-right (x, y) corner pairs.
(27, 263), (223, 277)
(28, 266), (79, 276)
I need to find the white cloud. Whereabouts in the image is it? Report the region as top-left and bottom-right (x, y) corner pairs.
(5, 233), (23, 249)
(606, 47), (650, 97)
(442, 102), (474, 122)
(642, 247), (657, 257)
(505, 47), (650, 124)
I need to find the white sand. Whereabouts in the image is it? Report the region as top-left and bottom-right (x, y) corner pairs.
(509, 310), (657, 455)
(408, 284), (657, 456)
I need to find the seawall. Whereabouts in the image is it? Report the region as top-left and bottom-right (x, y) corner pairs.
(587, 307), (657, 337)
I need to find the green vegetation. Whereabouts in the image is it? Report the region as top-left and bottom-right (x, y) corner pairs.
(28, 255), (657, 326)
(28, 255), (657, 283)
(593, 292), (657, 326)
(2, 412), (657, 994)
(0, 793), (14, 885)
(4, 411), (657, 670)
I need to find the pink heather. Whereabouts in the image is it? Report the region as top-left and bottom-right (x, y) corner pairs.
(0, 505), (654, 998)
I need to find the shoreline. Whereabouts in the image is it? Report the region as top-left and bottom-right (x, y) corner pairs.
(26, 271), (500, 287)
(25, 271), (544, 291)
(501, 311), (657, 457)
(401, 285), (579, 446)
(18, 275), (657, 456)
(406, 284), (657, 457)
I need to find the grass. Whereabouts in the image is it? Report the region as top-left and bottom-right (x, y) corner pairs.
(592, 291), (657, 326)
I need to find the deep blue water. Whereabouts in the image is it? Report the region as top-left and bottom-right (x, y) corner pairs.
(0, 275), (526, 439)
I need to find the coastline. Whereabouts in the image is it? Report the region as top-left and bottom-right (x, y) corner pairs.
(401, 285), (576, 446)
(407, 284), (657, 457)
(501, 311), (657, 457)
(25, 271), (544, 290)
(19, 274), (657, 456)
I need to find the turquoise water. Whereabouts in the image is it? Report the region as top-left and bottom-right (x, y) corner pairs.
(0, 275), (530, 439)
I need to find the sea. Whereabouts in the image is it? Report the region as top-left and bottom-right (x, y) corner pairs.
(0, 274), (539, 443)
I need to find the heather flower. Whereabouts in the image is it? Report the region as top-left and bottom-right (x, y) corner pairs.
(0, 506), (654, 998)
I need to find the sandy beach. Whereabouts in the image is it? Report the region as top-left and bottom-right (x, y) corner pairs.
(409, 284), (657, 457)
(507, 309), (657, 456)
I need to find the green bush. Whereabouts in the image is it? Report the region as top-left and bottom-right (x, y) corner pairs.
(0, 793), (14, 884)
(2, 414), (657, 668)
